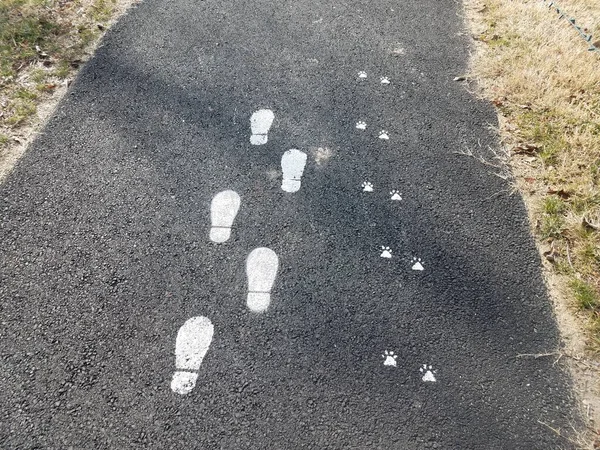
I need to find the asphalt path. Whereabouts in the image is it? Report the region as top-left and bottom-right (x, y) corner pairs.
(0, 0), (580, 448)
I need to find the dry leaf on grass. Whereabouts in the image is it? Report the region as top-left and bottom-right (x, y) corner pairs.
(513, 143), (541, 155)
(547, 188), (572, 199)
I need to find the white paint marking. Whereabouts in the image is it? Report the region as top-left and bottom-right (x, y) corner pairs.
(250, 109), (275, 145)
(246, 248), (279, 313)
(171, 316), (214, 395)
(210, 190), (241, 243)
(420, 365), (437, 382)
(356, 121), (367, 130)
(380, 246), (392, 259)
(390, 190), (402, 201)
(378, 130), (389, 140)
(411, 257), (424, 271)
(380, 76), (391, 85)
(358, 71), (367, 79)
(362, 181), (374, 192)
(281, 149), (308, 193)
(382, 350), (397, 367)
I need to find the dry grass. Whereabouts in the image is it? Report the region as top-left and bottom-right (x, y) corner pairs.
(0, 0), (135, 179)
(462, 0), (600, 445)
(464, 0), (600, 351)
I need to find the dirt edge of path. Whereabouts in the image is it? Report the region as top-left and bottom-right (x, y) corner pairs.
(0, 0), (139, 183)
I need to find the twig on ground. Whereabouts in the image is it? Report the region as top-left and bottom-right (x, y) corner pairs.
(484, 187), (515, 200)
(516, 351), (561, 358)
(516, 351), (563, 365)
(538, 420), (562, 436)
(517, 351), (598, 371)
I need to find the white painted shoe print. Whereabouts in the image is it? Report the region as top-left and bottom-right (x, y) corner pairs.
(281, 149), (308, 193)
(209, 190), (241, 243)
(383, 350), (398, 367)
(362, 181), (374, 192)
(411, 257), (424, 271)
(380, 246), (392, 259)
(246, 248), (279, 313)
(378, 130), (389, 140)
(250, 109), (274, 145)
(420, 365), (437, 382)
(171, 316), (214, 395)
(390, 190), (402, 201)
(356, 121), (367, 130)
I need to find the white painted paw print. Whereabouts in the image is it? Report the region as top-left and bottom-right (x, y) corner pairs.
(383, 350), (397, 367)
(362, 181), (374, 192)
(356, 121), (367, 130)
(378, 130), (389, 140)
(420, 364), (437, 382)
(390, 190), (402, 201)
(380, 246), (392, 259)
(411, 257), (424, 271)
(380, 76), (390, 85)
(358, 71), (368, 79)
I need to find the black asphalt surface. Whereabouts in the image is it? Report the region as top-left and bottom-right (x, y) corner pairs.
(0, 0), (580, 448)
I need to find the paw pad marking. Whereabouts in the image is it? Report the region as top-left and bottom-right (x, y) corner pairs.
(383, 350), (398, 367)
(380, 246), (392, 258)
(411, 257), (424, 271)
(420, 364), (437, 382)
(390, 190), (402, 201)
